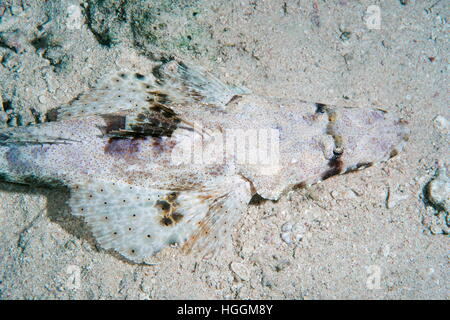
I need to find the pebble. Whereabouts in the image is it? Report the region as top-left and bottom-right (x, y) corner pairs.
(426, 166), (449, 213)
(281, 222), (292, 232)
(292, 223), (306, 236)
(230, 262), (250, 282)
(66, 4), (83, 30)
(280, 222), (305, 244)
(386, 188), (410, 209)
(433, 115), (449, 132)
(0, 111), (7, 123)
(44, 73), (58, 93)
(280, 232), (292, 244)
(421, 207), (449, 235)
(331, 189), (358, 200)
(38, 95), (48, 104)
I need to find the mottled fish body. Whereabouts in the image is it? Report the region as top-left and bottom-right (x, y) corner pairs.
(0, 60), (409, 262)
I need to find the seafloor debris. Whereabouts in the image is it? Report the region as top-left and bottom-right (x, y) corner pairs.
(421, 163), (449, 235)
(280, 221), (305, 245)
(425, 165), (449, 213)
(433, 115), (449, 133)
(230, 261), (250, 281)
(386, 187), (410, 209)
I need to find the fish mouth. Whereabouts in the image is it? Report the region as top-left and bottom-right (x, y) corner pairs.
(322, 107), (410, 176)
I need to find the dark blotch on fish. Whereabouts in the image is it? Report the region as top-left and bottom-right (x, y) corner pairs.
(102, 115), (127, 134)
(321, 154), (344, 180)
(135, 73), (145, 80)
(315, 103), (327, 114)
(104, 138), (142, 157)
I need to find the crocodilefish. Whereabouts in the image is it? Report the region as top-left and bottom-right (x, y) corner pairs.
(0, 59), (409, 262)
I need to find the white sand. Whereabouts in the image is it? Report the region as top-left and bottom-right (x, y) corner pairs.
(0, 0), (448, 299)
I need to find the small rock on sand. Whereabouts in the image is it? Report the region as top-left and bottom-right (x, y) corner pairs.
(230, 262), (250, 281)
(426, 166), (449, 213)
(433, 116), (449, 132)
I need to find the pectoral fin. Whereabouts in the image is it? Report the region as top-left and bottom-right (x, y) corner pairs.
(69, 176), (251, 262)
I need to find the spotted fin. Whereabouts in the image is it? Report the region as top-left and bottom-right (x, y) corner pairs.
(50, 71), (159, 121)
(152, 59), (250, 107)
(50, 59), (248, 122)
(69, 176), (251, 262)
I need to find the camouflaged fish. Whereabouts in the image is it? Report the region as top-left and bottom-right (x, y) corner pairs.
(0, 59), (409, 262)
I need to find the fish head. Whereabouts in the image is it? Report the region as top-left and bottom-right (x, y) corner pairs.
(236, 102), (409, 201)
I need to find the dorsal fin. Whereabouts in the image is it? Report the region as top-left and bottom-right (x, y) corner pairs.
(48, 59), (249, 122)
(152, 59), (249, 107)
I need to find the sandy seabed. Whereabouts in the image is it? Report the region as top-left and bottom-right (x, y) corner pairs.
(0, 0), (448, 299)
